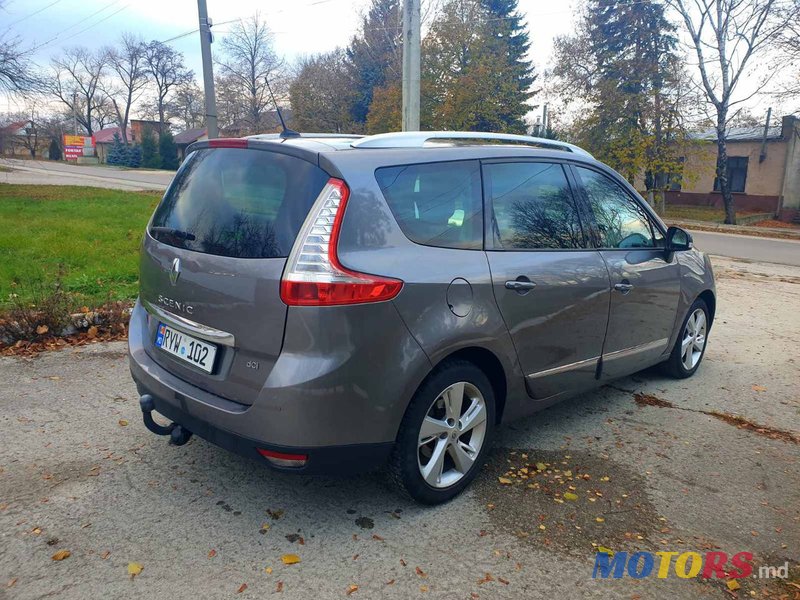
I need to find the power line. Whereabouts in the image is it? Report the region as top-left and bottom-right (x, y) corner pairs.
(4, 0), (65, 30)
(27, 0), (124, 52)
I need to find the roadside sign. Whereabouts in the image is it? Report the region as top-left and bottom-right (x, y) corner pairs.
(63, 134), (96, 160)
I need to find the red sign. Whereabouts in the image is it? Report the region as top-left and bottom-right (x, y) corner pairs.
(63, 135), (95, 160)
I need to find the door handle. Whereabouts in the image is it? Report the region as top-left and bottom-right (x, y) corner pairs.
(613, 282), (634, 294)
(505, 278), (537, 292)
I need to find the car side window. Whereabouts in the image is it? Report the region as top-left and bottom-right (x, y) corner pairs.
(484, 162), (587, 250)
(375, 160), (483, 250)
(575, 167), (657, 249)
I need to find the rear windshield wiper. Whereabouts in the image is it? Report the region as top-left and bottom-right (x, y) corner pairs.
(150, 226), (196, 241)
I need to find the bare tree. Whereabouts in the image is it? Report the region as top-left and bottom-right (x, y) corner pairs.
(166, 81), (205, 130)
(105, 34), (149, 143)
(0, 1), (40, 94)
(666, 0), (800, 224)
(144, 41), (193, 130)
(216, 14), (285, 134)
(50, 47), (107, 135)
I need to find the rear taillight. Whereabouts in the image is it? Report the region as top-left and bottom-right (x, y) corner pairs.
(280, 178), (403, 306)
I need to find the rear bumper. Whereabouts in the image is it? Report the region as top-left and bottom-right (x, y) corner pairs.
(128, 298), (430, 474)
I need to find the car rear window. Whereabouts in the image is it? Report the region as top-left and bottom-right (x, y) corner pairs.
(375, 160), (483, 250)
(149, 148), (329, 259)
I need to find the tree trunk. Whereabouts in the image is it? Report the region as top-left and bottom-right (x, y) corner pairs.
(715, 114), (736, 225)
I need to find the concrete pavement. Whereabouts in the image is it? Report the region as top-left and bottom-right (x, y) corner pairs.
(1, 256), (798, 599)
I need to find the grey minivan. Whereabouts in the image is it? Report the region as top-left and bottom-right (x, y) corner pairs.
(128, 131), (715, 504)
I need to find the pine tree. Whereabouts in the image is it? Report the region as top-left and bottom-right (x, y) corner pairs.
(126, 144), (142, 168)
(158, 130), (179, 170)
(48, 138), (62, 161)
(141, 129), (161, 169)
(106, 133), (126, 165)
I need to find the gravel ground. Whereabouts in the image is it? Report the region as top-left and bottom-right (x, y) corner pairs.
(1, 256), (798, 600)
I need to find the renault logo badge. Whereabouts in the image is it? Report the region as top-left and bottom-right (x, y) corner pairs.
(169, 258), (181, 286)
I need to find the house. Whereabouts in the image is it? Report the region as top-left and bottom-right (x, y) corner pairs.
(174, 128), (207, 161)
(670, 115), (800, 222)
(94, 126), (132, 163)
(0, 119), (49, 157)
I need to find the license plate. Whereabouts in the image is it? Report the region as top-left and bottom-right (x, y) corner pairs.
(155, 322), (217, 373)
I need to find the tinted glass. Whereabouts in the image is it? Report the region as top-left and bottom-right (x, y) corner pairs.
(485, 162), (586, 250)
(150, 148), (329, 259)
(576, 167), (656, 249)
(375, 161), (483, 249)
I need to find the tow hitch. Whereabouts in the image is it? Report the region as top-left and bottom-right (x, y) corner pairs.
(139, 394), (193, 446)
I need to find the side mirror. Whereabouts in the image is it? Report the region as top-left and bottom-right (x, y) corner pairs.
(666, 226), (692, 252)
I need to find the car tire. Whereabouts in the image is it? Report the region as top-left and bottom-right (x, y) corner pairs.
(388, 360), (496, 505)
(662, 298), (710, 379)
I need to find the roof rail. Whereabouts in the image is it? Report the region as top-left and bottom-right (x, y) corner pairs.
(247, 133), (364, 140)
(350, 131), (593, 157)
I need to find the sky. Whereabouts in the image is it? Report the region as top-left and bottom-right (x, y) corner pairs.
(0, 0), (790, 123)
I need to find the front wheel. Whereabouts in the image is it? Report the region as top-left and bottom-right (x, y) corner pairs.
(662, 298), (710, 379)
(389, 360), (495, 504)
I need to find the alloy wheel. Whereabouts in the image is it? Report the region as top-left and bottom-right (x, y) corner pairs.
(417, 381), (487, 489)
(681, 308), (707, 370)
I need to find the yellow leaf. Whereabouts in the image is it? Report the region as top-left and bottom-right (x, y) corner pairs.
(265, 567), (273, 574)
(535, 462), (546, 471)
(36, 325), (49, 335)
(600, 476), (610, 482)
(498, 477), (512, 485)
(596, 517), (605, 523)
(281, 554), (301, 565)
(538, 524), (546, 530)
(564, 492), (579, 501)
(563, 470), (572, 477)
(751, 385), (767, 392)
(118, 419), (128, 427)
(127, 562), (143, 578)
(597, 546), (614, 556)
(51, 550), (71, 561)
(726, 580), (741, 591)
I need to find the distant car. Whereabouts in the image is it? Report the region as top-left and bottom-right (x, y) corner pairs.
(128, 131), (716, 504)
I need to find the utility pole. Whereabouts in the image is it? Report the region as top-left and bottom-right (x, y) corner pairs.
(197, 0), (219, 138)
(72, 91), (77, 135)
(401, 0), (420, 131)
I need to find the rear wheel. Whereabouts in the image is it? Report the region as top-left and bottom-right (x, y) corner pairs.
(662, 298), (709, 379)
(389, 360), (495, 504)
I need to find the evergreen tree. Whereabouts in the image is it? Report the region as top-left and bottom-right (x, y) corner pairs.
(106, 133), (126, 165)
(158, 130), (179, 170)
(346, 0), (402, 127)
(126, 144), (142, 168)
(140, 128), (160, 169)
(48, 138), (62, 161)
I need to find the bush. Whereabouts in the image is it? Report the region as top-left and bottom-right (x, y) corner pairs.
(0, 273), (71, 342)
(48, 138), (62, 161)
(141, 129), (160, 168)
(158, 130), (179, 170)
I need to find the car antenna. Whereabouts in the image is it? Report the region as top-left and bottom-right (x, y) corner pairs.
(265, 77), (299, 139)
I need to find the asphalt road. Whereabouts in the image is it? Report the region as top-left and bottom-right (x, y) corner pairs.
(0, 158), (172, 191)
(1, 256), (798, 599)
(691, 230), (800, 267)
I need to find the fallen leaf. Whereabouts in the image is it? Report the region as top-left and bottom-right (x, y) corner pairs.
(118, 419), (128, 427)
(276, 581), (284, 593)
(127, 562), (143, 578)
(281, 554), (301, 565)
(372, 534), (384, 541)
(346, 584), (359, 595)
(498, 577), (509, 585)
(400, 558), (407, 567)
(600, 476), (611, 482)
(726, 580), (741, 591)
(101, 551), (111, 560)
(36, 325), (49, 335)
(385, 579), (395, 585)
(535, 462), (546, 471)
(420, 585), (429, 592)
(7, 578), (17, 588)
(751, 385), (767, 392)
(538, 525), (546, 531)
(51, 550), (71, 561)
(208, 549), (216, 558)
(596, 517), (605, 523)
(478, 573), (494, 585)
(87, 326), (98, 339)
(498, 477), (512, 485)
(563, 492), (579, 501)
(32, 527), (42, 535)
(415, 566), (427, 578)
(597, 546), (614, 556)
(237, 583), (247, 593)
(265, 567), (273, 574)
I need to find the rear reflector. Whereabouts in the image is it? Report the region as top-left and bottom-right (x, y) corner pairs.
(257, 448), (308, 467)
(208, 138), (248, 149)
(280, 178), (403, 306)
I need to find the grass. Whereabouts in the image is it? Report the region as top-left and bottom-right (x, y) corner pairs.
(663, 204), (767, 223)
(0, 184), (161, 311)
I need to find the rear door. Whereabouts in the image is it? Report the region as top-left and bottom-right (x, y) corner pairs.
(140, 145), (330, 405)
(570, 165), (681, 379)
(483, 160), (611, 400)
